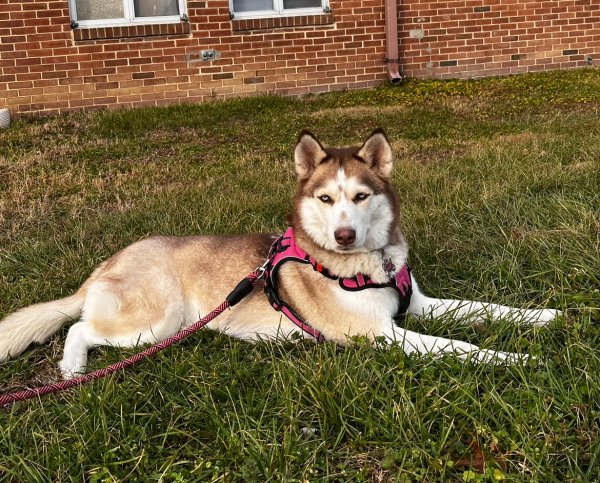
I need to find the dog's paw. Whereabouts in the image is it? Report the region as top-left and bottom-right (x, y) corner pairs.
(525, 308), (562, 327)
(58, 359), (85, 380)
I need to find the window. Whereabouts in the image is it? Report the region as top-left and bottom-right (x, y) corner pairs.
(230, 0), (328, 18)
(69, 0), (186, 27)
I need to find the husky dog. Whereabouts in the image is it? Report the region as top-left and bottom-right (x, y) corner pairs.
(0, 129), (558, 378)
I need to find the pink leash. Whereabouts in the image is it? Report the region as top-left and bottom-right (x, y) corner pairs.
(0, 270), (263, 408)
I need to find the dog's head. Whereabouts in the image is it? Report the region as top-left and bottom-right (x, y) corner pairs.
(292, 129), (400, 253)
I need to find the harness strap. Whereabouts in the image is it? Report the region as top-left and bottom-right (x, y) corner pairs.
(263, 230), (325, 341)
(263, 228), (413, 341)
(280, 305), (326, 343)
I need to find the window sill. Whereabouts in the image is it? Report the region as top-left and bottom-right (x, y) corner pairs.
(232, 12), (334, 31)
(73, 22), (190, 41)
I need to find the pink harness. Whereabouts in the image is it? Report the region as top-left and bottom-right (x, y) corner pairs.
(264, 227), (412, 341)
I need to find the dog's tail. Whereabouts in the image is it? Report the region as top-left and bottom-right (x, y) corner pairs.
(0, 290), (85, 362)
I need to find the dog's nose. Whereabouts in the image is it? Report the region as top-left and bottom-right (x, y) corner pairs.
(334, 228), (356, 246)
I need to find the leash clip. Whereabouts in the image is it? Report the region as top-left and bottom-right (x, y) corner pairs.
(254, 258), (270, 280)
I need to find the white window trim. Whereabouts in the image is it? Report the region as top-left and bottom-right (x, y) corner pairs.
(229, 0), (329, 19)
(68, 0), (187, 28)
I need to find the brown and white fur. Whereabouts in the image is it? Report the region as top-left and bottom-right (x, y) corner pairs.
(0, 129), (558, 378)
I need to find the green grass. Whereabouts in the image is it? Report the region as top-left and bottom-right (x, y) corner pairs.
(1, 68), (600, 481)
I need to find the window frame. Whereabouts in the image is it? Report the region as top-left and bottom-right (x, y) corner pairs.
(68, 0), (187, 28)
(229, 0), (329, 19)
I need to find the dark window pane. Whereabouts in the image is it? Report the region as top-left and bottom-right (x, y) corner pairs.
(283, 0), (320, 9)
(232, 0), (274, 12)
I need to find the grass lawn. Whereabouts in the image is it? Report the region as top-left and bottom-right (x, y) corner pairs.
(1, 69), (599, 482)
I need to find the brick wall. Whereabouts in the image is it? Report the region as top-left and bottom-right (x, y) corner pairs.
(1, 1), (599, 115)
(0, 0), (387, 115)
(399, 0), (600, 78)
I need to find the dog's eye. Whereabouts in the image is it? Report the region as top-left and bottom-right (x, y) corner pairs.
(354, 192), (370, 202)
(318, 194), (332, 203)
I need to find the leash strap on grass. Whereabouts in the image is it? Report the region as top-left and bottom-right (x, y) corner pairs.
(0, 271), (262, 408)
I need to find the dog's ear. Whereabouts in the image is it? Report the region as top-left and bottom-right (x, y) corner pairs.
(295, 130), (327, 180)
(357, 128), (393, 178)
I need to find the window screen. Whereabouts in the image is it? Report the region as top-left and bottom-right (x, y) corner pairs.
(134, 0), (180, 17)
(75, 0), (124, 20)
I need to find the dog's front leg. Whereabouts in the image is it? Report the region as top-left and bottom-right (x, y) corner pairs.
(407, 276), (559, 326)
(381, 323), (527, 365)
